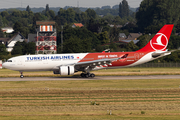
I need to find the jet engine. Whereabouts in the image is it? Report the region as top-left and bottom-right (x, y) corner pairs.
(59, 66), (75, 75)
(53, 66), (75, 75)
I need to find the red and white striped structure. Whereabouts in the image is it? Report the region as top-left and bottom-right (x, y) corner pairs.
(40, 25), (53, 32)
(36, 21), (57, 54)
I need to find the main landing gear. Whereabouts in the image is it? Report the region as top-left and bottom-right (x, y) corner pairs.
(20, 72), (24, 78)
(80, 73), (95, 78)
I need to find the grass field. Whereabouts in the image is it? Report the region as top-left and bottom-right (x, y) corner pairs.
(1, 67), (180, 77)
(0, 68), (180, 119)
(0, 79), (180, 119)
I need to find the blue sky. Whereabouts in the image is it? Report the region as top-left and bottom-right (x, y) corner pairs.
(1, 0), (143, 9)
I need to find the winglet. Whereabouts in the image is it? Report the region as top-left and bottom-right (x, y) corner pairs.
(137, 24), (174, 52)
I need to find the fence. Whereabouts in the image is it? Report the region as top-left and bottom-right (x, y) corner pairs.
(134, 63), (180, 68)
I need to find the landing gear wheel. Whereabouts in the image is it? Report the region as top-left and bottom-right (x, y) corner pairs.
(81, 73), (95, 78)
(85, 74), (89, 78)
(90, 73), (95, 78)
(20, 75), (24, 78)
(80, 73), (85, 78)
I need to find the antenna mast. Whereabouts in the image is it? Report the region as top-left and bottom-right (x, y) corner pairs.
(77, 1), (79, 8)
(21, 0), (22, 8)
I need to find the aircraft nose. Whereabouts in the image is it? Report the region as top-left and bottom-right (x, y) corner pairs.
(2, 62), (8, 69)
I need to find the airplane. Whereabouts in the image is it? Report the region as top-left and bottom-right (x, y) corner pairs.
(2, 24), (174, 78)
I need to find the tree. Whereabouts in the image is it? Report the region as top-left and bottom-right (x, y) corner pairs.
(11, 42), (23, 55)
(26, 5), (31, 12)
(0, 16), (3, 27)
(13, 21), (22, 33)
(125, 41), (139, 51)
(113, 16), (124, 25)
(136, 0), (180, 33)
(95, 45), (104, 52)
(85, 9), (96, 19)
(46, 4), (50, 12)
(101, 6), (111, 10)
(109, 42), (118, 52)
(0, 27), (4, 37)
(63, 36), (83, 53)
(136, 34), (154, 49)
(168, 35), (180, 49)
(1, 11), (9, 18)
(12, 10), (22, 17)
(119, 0), (129, 18)
(176, 20), (180, 33)
(25, 42), (36, 54)
(75, 13), (82, 23)
(0, 44), (8, 55)
(96, 31), (109, 44)
(80, 12), (88, 24)
(61, 26), (99, 52)
(63, 36), (91, 53)
(109, 25), (119, 42)
(121, 22), (138, 33)
(97, 19), (109, 33)
(65, 8), (76, 23)
(57, 8), (76, 24)
(49, 10), (55, 19)
(86, 18), (98, 33)
(11, 41), (34, 55)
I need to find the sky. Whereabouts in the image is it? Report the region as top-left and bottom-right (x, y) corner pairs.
(0, 0), (143, 9)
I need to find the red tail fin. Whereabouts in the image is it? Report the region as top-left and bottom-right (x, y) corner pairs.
(137, 24), (174, 52)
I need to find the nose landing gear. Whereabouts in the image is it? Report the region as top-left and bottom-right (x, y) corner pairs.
(20, 72), (24, 78)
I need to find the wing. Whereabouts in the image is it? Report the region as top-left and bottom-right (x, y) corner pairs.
(73, 54), (128, 72)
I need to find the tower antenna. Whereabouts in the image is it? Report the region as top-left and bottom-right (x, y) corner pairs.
(21, 0), (22, 8)
(77, 1), (79, 8)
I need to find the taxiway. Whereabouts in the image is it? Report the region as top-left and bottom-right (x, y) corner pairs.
(0, 75), (179, 81)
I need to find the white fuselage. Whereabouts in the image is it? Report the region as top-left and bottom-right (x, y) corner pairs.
(2, 51), (170, 72)
(2, 53), (88, 71)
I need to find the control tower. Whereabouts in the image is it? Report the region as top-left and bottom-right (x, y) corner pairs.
(36, 21), (56, 54)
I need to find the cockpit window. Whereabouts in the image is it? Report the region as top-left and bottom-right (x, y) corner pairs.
(7, 60), (12, 62)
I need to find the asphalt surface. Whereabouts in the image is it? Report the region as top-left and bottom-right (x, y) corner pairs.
(0, 75), (179, 81)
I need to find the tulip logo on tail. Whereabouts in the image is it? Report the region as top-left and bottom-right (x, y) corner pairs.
(150, 33), (168, 51)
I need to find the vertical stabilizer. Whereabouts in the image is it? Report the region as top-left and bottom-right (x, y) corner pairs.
(137, 24), (174, 52)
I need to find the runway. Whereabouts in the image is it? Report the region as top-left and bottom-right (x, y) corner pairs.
(0, 75), (179, 81)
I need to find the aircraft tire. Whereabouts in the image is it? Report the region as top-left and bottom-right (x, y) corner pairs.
(90, 73), (95, 78)
(81, 73), (94, 78)
(81, 73), (85, 78)
(85, 74), (89, 78)
(20, 75), (24, 78)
